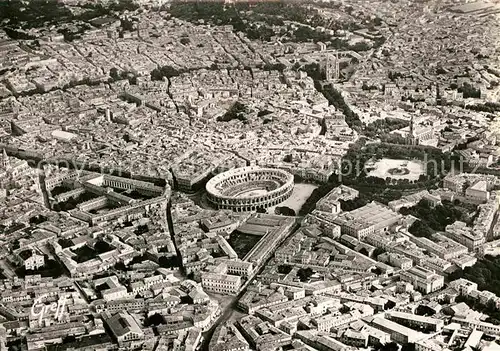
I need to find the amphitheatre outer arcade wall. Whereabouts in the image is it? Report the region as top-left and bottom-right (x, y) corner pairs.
(206, 166), (294, 212)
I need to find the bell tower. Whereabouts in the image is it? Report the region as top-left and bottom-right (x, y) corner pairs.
(0, 149), (9, 170)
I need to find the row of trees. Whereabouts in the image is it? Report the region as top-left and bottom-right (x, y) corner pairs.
(466, 102), (500, 113)
(298, 181), (340, 215)
(320, 84), (363, 131)
(363, 118), (409, 139)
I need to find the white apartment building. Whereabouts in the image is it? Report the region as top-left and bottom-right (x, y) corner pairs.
(201, 272), (241, 295)
(400, 266), (444, 294)
(449, 278), (478, 296)
(465, 180), (490, 203)
(334, 202), (402, 240)
(102, 286), (129, 302)
(445, 221), (485, 253)
(313, 311), (362, 332)
(378, 252), (413, 270)
(221, 259), (254, 278)
(386, 311), (444, 332)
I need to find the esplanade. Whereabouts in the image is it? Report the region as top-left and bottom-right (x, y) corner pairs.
(205, 166), (294, 212)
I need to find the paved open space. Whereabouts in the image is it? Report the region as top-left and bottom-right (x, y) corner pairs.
(367, 158), (425, 181)
(267, 183), (318, 214)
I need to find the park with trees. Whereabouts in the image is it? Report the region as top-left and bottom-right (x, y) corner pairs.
(449, 255), (500, 298)
(402, 199), (476, 238)
(299, 137), (464, 216)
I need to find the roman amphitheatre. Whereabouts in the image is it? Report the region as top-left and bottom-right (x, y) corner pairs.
(205, 166), (294, 212)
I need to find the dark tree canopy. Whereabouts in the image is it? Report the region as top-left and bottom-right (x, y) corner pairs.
(297, 267), (314, 282)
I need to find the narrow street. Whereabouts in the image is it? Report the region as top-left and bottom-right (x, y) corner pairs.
(200, 221), (300, 350)
(165, 199), (184, 273)
(0, 259), (16, 279)
(487, 211), (499, 242)
(37, 169), (51, 209)
(200, 294), (240, 351)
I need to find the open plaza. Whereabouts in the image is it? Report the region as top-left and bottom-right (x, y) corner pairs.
(367, 158), (426, 181)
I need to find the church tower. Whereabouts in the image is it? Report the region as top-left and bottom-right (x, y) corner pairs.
(408, 116), (418, 145)
(0, 149), (9, 170)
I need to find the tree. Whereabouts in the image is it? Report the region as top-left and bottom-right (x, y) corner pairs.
(384, 300), (396, 310)
(416, 304), (434, 316)
(151, 65), (181, 81)
(349, 41), (370, 52)
(134, 224), (149, 235)
(359, 248), (369, 256)
(380, 342), (399, 351)
(339, 305), (350, 313)
(114, 261), (127, 271)
(278, 265), (292, 274)
(373, 247), (385, 258)
(297, 267), (314, 282)
(262, 62), (286, 72)
(217, 101), (248, 122)
(340, 197), (369, 211)
(399, 207), (410, 215)
(58, 238), (73, 248)
(145, 313), (165, 327)
(29, 215), (47, 225)
(94, 240), (112, 254)
(459, 83), (481, 99)
(408, 220), (434, 238)
(401, 344), (416, 351)
(275, 206), (296, 216)
(159, 255), (179, 268)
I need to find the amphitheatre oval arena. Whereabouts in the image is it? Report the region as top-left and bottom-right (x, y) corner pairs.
(206, 166), (294, 212)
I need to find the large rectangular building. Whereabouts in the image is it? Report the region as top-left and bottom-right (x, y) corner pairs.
(201, 272), (241, 295)
(334, 202), (402, 240)
(445, 221), (485, 253)
(400, 266), (444, 294)
(410, 235), (468, 260)
(316, 185), (359, 214)
(370, 317), (420, 344)
(386, 311), (444, 332)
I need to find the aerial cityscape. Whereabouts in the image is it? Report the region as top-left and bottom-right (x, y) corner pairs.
(0, 0), (499, 350)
